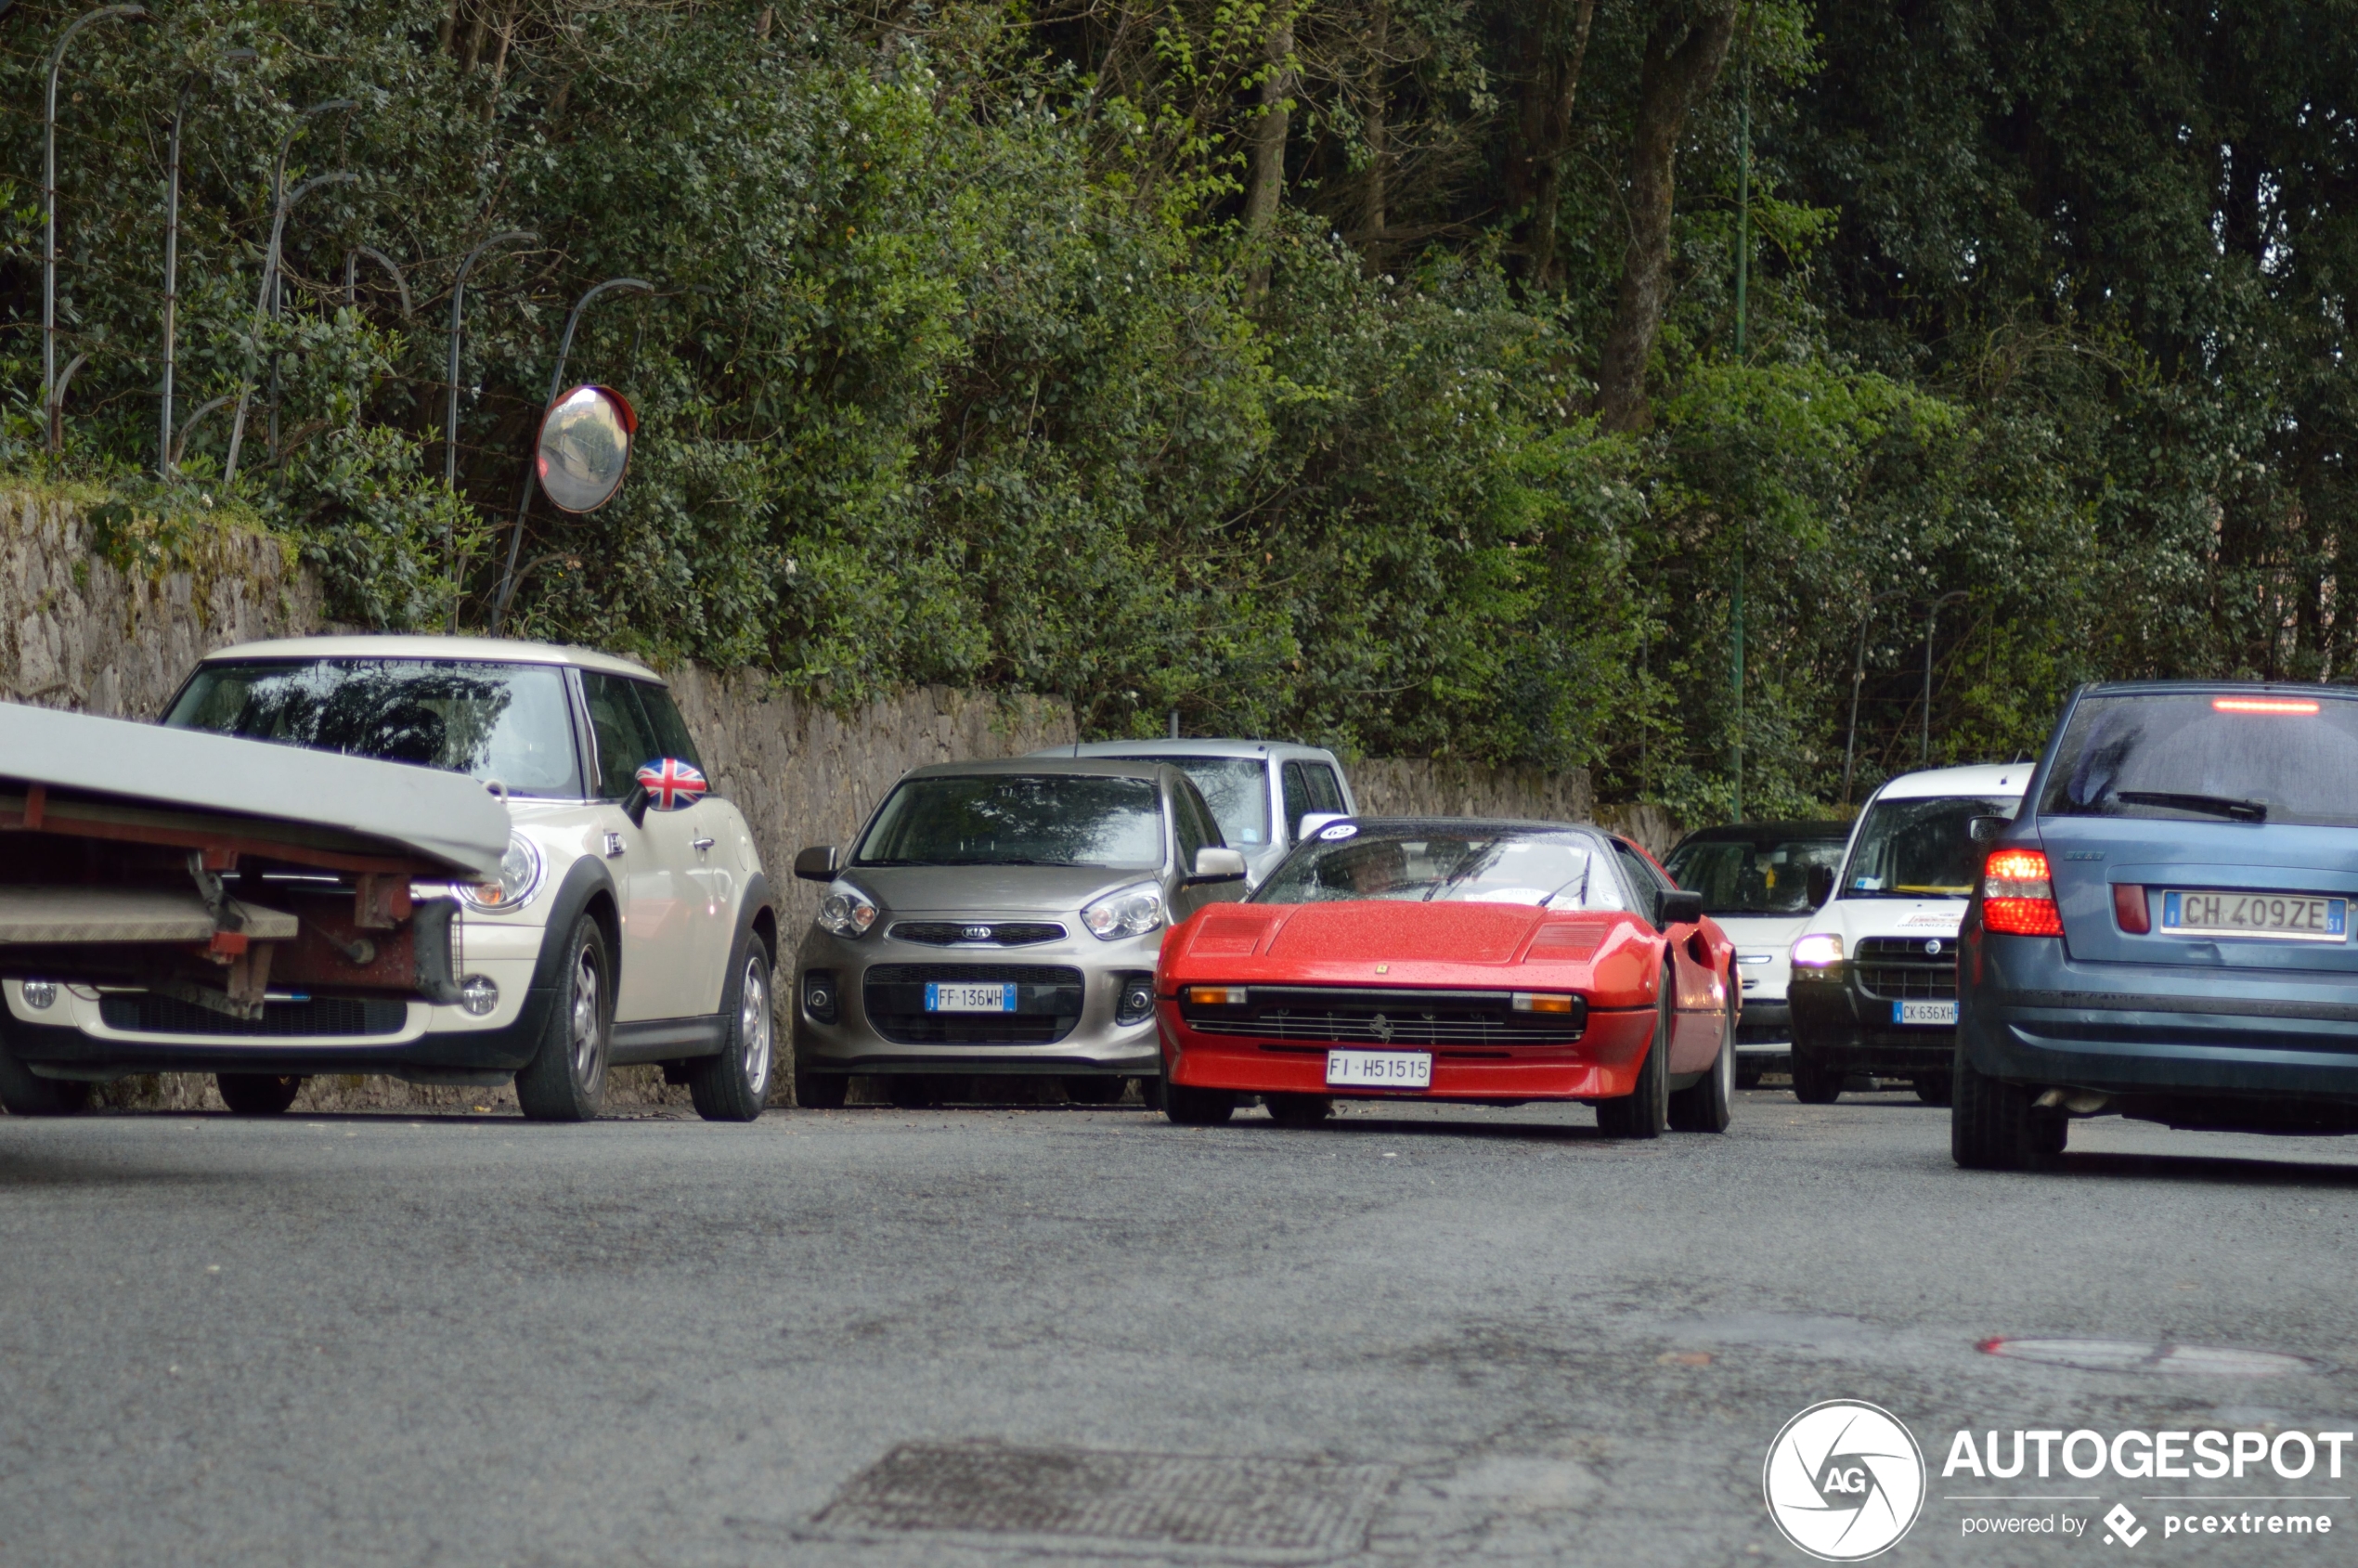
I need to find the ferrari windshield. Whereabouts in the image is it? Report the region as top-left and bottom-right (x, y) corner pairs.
(1841, 796), (2015, 899)
(163, 659), (582, 796)
(1255, 826), (1625, 909)
(856, 773), (1164, 869)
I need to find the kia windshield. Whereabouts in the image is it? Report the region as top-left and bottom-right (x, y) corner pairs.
(1256, 827), (1626, 909)
(1665, 832), (1849, 915)
(855, 774), (1164, 869)
(163, 659), (583, 797)
(2040, 691), (2358, 827)
(1841, 796), (2015, 899)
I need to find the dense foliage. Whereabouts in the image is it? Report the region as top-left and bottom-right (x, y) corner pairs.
(4, 0), (2351, 820)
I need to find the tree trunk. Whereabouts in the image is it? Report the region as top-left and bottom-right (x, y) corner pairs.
(1525, 0), (1597, 291)
(1244, 7), (1295, 298)
(1359, 0), (1390, 263)
(1596, 0), (1741, 432)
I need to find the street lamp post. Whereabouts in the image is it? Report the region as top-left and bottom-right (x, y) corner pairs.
(1920, 590), (1968, 768)
(441, 229), (536, 632)
(45, 3), (148, 455)
(222, 99), (356, 486)
(161, 47), (257, 478)
(1840, 588), (1909, 807)
(489, 276), (654, 634)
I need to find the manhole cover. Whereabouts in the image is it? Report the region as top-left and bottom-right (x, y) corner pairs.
(817, 1441), (1394, 1561)
(1981, 1338), (2319, 1377)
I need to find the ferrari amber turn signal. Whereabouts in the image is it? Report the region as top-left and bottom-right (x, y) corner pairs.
(1510, 992), (1576, 1013)
(1983, 849), (2064, 936)
(1185, 985), (1249, 1006)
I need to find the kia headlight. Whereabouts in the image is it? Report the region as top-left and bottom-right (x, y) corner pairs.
(1790, 932), (1844, 968)
(461, 833), (544, 914)
(1082, 882), (1165, 940)
(817, 882), (880, 940)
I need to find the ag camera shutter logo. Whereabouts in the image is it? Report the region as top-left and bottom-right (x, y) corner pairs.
(1763, 1400), (1927, 1561)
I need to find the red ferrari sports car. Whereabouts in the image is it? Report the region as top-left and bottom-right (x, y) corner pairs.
(1155, 818), (1738, 1135)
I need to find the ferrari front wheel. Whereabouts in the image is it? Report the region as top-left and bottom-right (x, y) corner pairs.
(1596, 968), (1671, 1140)
(1668, 1001), (1733, 1133)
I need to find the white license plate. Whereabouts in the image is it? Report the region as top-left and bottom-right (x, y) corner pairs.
(1326, 1050), (1432, 1089)
(1892, 999), (1958, 1027)
(925, 982), (1015, 1014)
(2161, 890), (2348, 942)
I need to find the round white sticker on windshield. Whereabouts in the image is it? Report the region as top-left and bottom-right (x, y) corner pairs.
(1319, 823), (1359, 840)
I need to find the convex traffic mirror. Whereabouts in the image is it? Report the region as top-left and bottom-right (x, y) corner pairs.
(535, 383), (637, 512)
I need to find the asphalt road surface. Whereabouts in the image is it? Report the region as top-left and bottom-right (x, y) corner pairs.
(4, 1087), (2356, 1567)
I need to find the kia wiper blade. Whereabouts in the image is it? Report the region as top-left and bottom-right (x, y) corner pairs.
(2116, 789), (2268, 823)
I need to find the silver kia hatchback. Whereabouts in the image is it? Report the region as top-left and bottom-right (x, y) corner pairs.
(788, 758), (1248, 1107)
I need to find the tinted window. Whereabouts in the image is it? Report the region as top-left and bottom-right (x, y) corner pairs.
(633, 682), (704, 772)
(1612, 841), (1668, 926)
(580, 671), (665, 799)
(1664, 834), (1849, 915)
(1842, 796), (2015, 898)
(1256, 827), (1623, 910)
(1306, 764), (1345, 813)
(2040, 692), (2358, 827)
(856, 774), (1163, 869)
(1281, 762), (1317, 838)
(1113, 756), (1269, 847)
(1173, 779), (1211, 870)
(164, 659), (581, 796)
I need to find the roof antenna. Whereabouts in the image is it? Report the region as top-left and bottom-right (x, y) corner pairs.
(1168, 708), (1180, 740)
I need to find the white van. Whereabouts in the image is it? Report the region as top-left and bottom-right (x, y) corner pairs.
(1785, 763), (2032, 1105)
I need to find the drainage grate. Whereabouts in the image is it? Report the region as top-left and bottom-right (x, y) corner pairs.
(817, 1441), (1393, 1561)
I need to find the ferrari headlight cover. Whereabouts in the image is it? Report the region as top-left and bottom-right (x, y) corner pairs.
(1082, 882), (1166, 940)
(461, 833), (544, 914)
(818, 882), (880, 939)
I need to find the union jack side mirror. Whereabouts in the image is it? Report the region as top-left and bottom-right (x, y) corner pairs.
(628, 758), (707, 823)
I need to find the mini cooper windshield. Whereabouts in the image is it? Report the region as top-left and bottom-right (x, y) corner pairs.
(1256, 827), (1624, 909)
(1842, 796), (2014, 898)
(2040, 690), (2358, 827)
(164, 659), (583, 796)
(855, 774), (1164, 869)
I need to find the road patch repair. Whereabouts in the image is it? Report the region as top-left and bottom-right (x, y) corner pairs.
(813, 1441), (1395, 1562)
(1978, 1337), (2322, 1376)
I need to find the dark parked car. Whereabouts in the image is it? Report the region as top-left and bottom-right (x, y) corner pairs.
(1956, 681), (2358, 1168)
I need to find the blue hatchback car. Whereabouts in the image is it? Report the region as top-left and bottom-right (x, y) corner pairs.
(1956, 680), (2358, 1169)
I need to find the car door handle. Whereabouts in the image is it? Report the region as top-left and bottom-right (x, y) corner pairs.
(691, 836), (716, 851)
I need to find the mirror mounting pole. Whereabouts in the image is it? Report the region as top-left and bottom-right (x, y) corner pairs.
(488, 277), (654, 636)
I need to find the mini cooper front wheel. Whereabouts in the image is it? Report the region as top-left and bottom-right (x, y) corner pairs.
(515, 914), (611, 1122)
(689, 940), (774, 1122)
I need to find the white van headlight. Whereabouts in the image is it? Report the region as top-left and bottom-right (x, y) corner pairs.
(1790, 933), (1844, 968)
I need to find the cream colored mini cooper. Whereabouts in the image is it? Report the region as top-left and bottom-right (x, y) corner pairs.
(0, 637), (777, 1121)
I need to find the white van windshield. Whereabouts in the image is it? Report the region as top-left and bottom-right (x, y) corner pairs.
(1841, 796), (2015, 899)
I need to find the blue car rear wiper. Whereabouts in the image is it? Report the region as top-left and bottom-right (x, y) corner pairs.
(2116, 790), (2268, 823)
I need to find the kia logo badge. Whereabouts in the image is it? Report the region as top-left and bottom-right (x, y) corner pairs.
(963, 925), (992, 941)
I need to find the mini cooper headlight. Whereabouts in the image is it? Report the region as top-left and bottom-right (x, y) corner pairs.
(817, 882), (880, 939)
(1082, 882), (1166, 940)
(461, 833), (544, 914)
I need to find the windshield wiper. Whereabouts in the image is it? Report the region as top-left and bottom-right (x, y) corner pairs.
(2116, 790), (2268, 823)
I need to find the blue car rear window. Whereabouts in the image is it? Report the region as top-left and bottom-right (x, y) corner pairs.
(2041, 692), (2358, 826)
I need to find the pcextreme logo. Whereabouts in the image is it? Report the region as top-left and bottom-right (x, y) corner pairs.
(1763, 1400), (1928, 1562)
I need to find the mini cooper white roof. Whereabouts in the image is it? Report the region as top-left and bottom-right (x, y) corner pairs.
(1044, 737), (1346, 762)
(196, 635), (662, 685)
